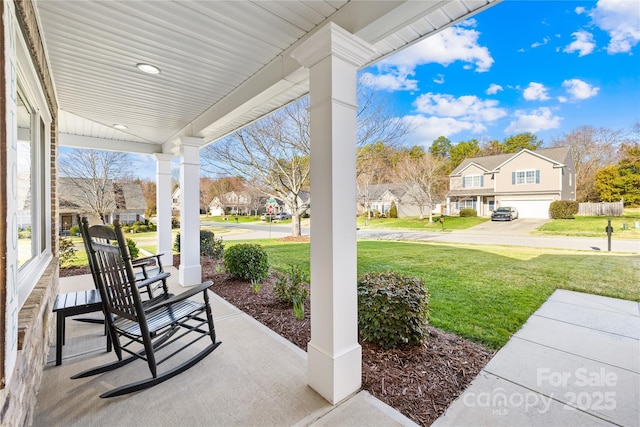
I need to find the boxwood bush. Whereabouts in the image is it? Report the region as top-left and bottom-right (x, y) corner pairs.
(357, 271), (430, 349)
(549, 200), (579, 219)
(223, 243), (269, 282)
(459, 208), (477, 217)
(173, 230), (224, 258)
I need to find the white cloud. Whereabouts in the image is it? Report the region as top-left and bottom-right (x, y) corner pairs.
(403, 115), (486, 142)
(531, 37), (550, 48)
(413, 93), (507, 122)
(558, 96), (569, 103)
(359, 71), (418, 91)
(563, 30), (596, 56)
(486, 83), (503, 95)
(575, 6), (586, 15)
(523, 82), (551, 101)
(589, 0), (640, 54)
(505, 107), (562, 134)
(562, 79), (600, 100)
(378, 20), (494, 76)
(433, 74), (445, 84)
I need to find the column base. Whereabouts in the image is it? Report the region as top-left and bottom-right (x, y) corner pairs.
(307, 341), (362, 404)
(179, 264), (202, 287)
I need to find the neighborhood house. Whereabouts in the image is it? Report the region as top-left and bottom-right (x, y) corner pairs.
(447, 147), (575, 219)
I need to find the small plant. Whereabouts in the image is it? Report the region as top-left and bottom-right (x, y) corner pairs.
(273, 264), (309, 319)
(357, 271), (430, 349)
(250, 279), (261, 293)
(389, 202), (398, 218)
(214, 263), (223, 274)
(58, 237), (77, 266)
(126, 238), (140, 259)
(69, 225), (80, 236)
(459, 208), (477, 217)
(174, 230), (224, 259)
(223, 243), (269, 282)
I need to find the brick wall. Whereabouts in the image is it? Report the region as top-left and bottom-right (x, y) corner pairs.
(0, 1), (59, 425)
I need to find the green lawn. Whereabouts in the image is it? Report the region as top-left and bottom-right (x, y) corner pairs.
(535, 211), (640, 239)
(357, 216), (487, 231)
(230, 239), (638, 350)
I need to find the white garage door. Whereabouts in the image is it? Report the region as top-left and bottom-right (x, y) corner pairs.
(500, 199), (553, 219)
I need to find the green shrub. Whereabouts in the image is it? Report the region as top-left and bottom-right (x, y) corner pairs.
(549, 200), (578, 219)
(459, 208), (477, 217)
(173, 230), (224, 258)
(126, 238), (140, 259)
(389, 203), (398, 218)
(273, 264), (309, 319)
(58, 237), (77, 266)
(357, 271), (430, 349)
(69, 225), (80, 236)
(223, 243), (269, 282)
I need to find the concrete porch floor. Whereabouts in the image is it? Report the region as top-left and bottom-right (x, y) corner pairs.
(33, 267), (416, 427)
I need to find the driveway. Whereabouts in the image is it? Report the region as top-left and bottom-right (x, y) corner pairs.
(457, 218), (549, 236)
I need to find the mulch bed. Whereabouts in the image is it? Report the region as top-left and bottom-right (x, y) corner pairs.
(197, 255), (494, 426)
(60, 255), (493, 426)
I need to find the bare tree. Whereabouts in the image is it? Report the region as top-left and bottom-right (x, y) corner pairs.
(395, 153), (449, 222)
(552, 126), (623, 202)
(202, 91), (410, 236)
(59, 149), (131, 223)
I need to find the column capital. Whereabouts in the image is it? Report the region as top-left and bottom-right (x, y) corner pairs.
(171, 136), (205, 155)
(152, 152), (175, 163)
(291, 22), (377, 69)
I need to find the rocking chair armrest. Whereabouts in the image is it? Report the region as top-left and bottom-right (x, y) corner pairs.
(143, 281), (213, 311)
(136, 272), (171, 289)
(132, 253), (165, 267)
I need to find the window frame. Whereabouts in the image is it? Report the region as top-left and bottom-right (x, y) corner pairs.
(463, 174), (482, 188)
(15, 24), (53, 309)
(514, 169), (539, 185)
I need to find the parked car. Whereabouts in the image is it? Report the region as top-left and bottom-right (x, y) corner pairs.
(491, 207), (518, 221)
(274, 212), (291, 220)
(260, 213), (272, 221)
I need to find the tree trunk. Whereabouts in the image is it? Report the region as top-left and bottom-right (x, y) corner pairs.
(292, 213), (302, 236)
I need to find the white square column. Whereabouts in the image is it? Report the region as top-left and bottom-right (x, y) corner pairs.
(292, 23), (376, 404)
(176, 137), (203, 286)
(153, 153), (174, 267)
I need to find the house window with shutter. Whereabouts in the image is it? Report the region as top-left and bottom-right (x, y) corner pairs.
(463, 175), (483, 188)
(513, 169), (540, 185)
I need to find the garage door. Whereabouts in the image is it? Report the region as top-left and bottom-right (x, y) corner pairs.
(500, 199), (553, 219)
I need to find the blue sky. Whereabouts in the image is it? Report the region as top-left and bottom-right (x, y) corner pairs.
(361, 0), (640, 147)
(65, 0), (640, 181)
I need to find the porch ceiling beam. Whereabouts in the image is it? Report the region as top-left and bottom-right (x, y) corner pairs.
(60, 133), (162, 155)
(165, 0), (449, 149)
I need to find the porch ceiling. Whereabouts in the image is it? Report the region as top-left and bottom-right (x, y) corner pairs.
(34, 0), (498, 155)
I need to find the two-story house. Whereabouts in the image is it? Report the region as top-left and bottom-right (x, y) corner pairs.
(447, 147), (575, 218)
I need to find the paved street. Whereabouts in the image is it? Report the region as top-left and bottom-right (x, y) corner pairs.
(205, 219), (639, 253)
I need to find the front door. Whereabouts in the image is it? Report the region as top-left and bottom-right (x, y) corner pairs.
(61, 215), (72, 232)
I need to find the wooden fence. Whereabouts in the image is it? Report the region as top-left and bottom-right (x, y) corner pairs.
(577, 201), (624, 216)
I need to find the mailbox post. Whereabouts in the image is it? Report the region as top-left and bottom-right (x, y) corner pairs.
(605, 218), (614, 251)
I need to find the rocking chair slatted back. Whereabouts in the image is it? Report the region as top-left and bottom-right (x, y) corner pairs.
(85, 223), (145, 323)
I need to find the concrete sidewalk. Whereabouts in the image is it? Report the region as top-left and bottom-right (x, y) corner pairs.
(433, 290), (640, 426)
(33, 268), (416, 427)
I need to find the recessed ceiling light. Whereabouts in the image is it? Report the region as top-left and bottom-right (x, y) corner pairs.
(136, 63), (161, 75)
(113, 124), (128, 130)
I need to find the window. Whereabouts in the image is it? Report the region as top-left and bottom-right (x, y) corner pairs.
(15, 28), (53, 308)
(513, 169), (540, 185)
(463, 175), (483, 188)
(460, 199), (476, 209)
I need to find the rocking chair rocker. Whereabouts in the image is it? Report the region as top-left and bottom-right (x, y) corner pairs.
(72, 219), (221, 398)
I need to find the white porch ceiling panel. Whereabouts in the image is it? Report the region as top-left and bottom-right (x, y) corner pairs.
(35, 0), (497, 154)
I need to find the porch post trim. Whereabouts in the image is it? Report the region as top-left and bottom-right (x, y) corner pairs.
(175, 137), (203, 286)
(292, 22), (376, 404)
(152, 153), (174, 268)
